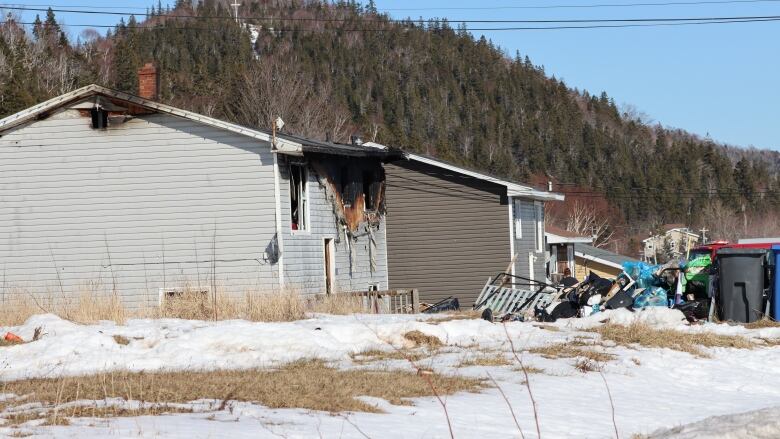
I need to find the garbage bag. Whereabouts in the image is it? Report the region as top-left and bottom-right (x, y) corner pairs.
(633, 286), (668, 308)
(684, 254), (712, 298)
(622, 261), (662, 289)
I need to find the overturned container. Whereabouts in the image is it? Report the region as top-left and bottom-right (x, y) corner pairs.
(717, 248), (767, 323)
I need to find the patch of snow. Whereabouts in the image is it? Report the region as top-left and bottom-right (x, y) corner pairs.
(645, 406), (780, 439)
(2, 312), (780, 438)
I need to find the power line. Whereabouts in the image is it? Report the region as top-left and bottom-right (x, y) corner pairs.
(5, 5), (780, 24)
(3, 0), (780, 12)
(378, 0), (780, 11)
(2, 17), (779, 32)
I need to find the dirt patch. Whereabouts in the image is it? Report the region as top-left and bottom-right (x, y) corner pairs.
(592, 323), (753, 357)
(0, 360), (483, 419)
(112, 335), (130, 346)
(403, 331), (443, 349)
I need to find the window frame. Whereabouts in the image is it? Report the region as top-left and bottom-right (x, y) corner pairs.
(289, 164), (310, 234)
(534, 201), (544, 253)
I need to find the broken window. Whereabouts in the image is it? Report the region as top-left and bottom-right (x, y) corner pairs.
(363, 171), (375, 211)
(90, 108), (108, 129)
(289, 164), (308, 231)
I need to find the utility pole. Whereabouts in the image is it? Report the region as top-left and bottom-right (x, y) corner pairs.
(231, 1), (240, 23)
(699, 227), (708, 244)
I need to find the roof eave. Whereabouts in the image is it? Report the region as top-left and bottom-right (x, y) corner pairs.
(545, 233), (593, 244)
(574, 251), (624, 270)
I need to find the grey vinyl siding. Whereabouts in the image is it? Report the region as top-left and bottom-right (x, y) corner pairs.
(278, 156), (388, 294)
(512, 199), (546, 282)
(384, 161), (512, 306)
(0, 109), (280, 307)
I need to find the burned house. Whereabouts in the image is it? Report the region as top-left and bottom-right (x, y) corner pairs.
(366, 144), (564, 306)
(0, 67), (397, 308)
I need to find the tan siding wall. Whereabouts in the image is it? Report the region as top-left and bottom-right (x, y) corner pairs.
(384, 161), (511, 306)
(574, 257), (621, 280)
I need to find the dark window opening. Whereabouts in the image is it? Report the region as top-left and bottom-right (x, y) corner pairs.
(90, 108), (108, 129)
(339, 166), (352, 208)
(363, 171), (376, 211)
(289, 164), (308, 231)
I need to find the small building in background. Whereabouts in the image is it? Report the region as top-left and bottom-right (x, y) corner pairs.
(545, 225), (593, 279)
(642, 224), (700, 263)
(545, 226), (639, 281)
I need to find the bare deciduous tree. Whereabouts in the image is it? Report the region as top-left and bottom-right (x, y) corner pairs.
(230, 58), (352, 142)
(566, 201), (615, 248)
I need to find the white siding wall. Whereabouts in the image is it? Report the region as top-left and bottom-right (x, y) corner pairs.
(278, 156), (388, 294)
(513, 198), (546, 282)
(0, 110), (280, 308)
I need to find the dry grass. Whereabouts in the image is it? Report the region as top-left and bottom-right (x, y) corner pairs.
(529, 343), (616, 363)
(0, 292), (126, 326)
(592, 323), (754, 357)
(350, 349), (427, 364)
(428, 310), (483, 323)
(0, 360), (483, 422)
(307, 294), (368, 315)
(2, 405), (191, 427)
(0, 287), (387, 327)
(511, 365), (546, 374)
(459, 354), (512, 367)
(403, 331), (444, 349)
(745, 318), (780, 329)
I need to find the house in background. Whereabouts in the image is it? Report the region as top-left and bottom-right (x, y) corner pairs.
(368, 143), (564, 306)
(642, 224), (700, 262)
(546, 226), (639, 280)
(0, 66), (399, 308)
(545, 225), (593, 279)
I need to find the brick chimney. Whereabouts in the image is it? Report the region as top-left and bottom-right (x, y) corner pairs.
(137, 63), (158, 100)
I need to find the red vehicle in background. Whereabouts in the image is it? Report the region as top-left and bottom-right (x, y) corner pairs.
(691, 240), (778, 262)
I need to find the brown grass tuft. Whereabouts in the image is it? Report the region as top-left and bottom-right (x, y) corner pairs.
(0, 292), (126, 326)
(307, 294), (368, 315)
(592, 323), (753, 357)
(428, 310), (483, 323)
(530, 343), (615, 363)
(403, 331), (444, 349)
(745, 319), (780, 329)
(574, 358), (600, 373)
(459, 354), (512, 367)
(511, 365), (546, 374)
(0, 360), (483, 420)
(350, 349), (427, 364)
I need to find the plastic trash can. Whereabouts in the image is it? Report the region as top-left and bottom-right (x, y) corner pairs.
(717, 248), (767, 323)
(772, 245), (780, 320)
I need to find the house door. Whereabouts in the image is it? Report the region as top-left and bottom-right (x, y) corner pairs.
(324, 238), (335, 294)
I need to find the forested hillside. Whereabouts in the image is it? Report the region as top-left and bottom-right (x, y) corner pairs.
(1, 0), (779, 251)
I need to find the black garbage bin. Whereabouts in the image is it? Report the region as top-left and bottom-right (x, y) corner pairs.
(717, 248), (767, 323)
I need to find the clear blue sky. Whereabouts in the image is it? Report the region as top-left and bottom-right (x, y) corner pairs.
(7, 0), (779, 150)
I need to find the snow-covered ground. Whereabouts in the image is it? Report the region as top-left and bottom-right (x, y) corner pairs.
(2, 308), (780, 438)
